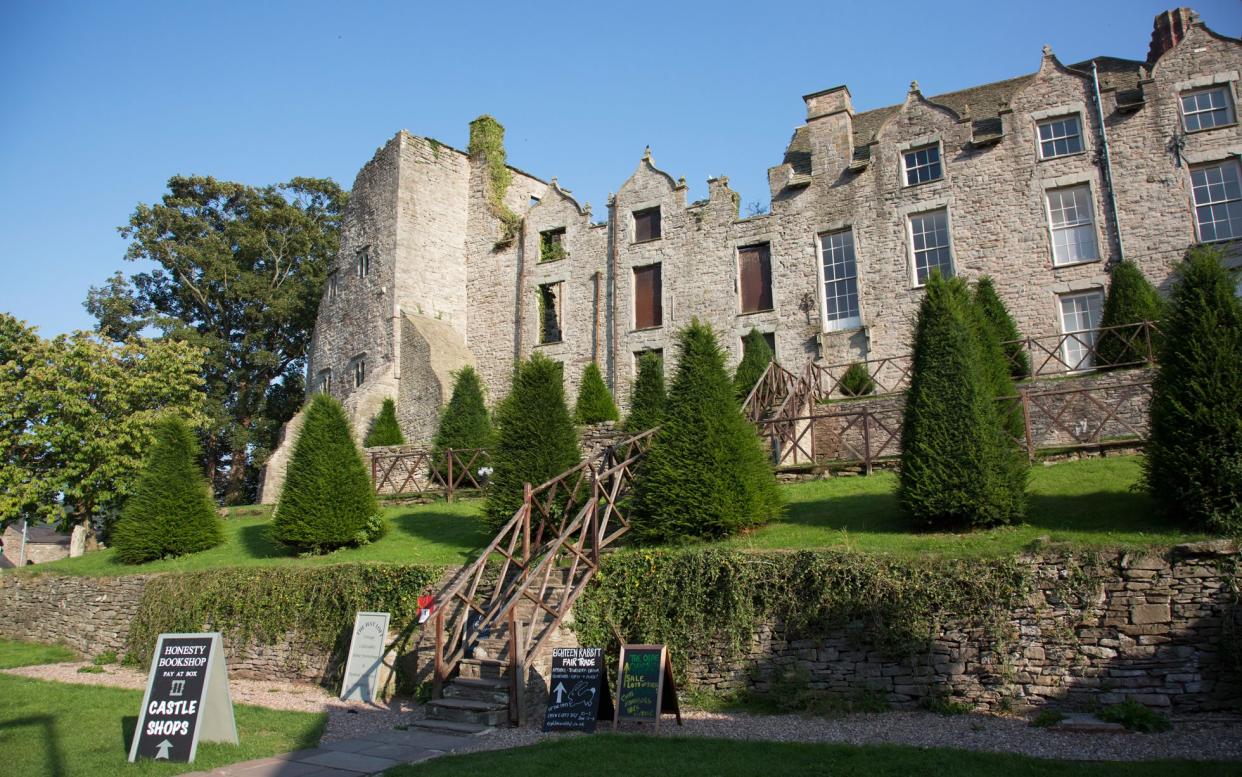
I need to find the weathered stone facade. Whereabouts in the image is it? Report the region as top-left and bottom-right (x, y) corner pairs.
(297, 10), (1241, 452)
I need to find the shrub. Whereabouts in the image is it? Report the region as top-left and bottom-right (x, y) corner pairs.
(1030, 709), (1066, 728)
(1145, 247), (1242, 534)
(1096, 699), (1171, 733)
(1096, 260), (1164, 367)
(973, 276), (1029, 379)
(733, 328), (774, 402)
(631, 319), (782, 542)
(898, 274), (1026, 529)
(111, 415), (223, 564)
(837, 362), (876, 397)
(625, 351), (667, 432)
(574, 362), (620, 424)
(432, 366), (494, 472)
(271, 393), (383, 553)
(363, 398), (405, 447)
(485, 353), (580, 530)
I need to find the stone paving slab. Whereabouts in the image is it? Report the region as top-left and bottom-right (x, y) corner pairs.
(298, 750), (400, 773)
(193, 728), (474, 776)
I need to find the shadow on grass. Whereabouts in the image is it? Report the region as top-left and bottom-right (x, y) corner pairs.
(236, 523), (295, 560)
(121, 715), (137, 753)
(2, 715), (63, 776)
(390, 509), (491, 556)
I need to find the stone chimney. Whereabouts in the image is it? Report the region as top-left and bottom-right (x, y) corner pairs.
(1147, 8), (1199, 63)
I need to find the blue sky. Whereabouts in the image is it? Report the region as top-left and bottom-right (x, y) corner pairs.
(2, 0), (1238, 336)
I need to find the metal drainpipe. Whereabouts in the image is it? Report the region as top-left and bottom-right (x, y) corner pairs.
(1092, 61), (1126, 264)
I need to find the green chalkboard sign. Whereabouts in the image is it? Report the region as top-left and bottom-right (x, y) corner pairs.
(613, 644), (681, 729)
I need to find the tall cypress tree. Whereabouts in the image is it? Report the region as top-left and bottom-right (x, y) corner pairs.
(574, 362), (620, 424)
(112, 415), (224, 564)
(625, 351), (667, 432)
(733, 328), (774, 402)
(1145, 248), (1242, 534)
(1097, 261), (1164, 367)
(432, 366), (494, 467)
(973, 276), (1029, 379)
(632, 319), (782, 542)
(485, 353), (581, 530)
(899, 275), (1026, 529)
(363, 398), (405, 447)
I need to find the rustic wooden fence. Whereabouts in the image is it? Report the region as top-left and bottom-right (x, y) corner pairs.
(369, 447), (490, 501)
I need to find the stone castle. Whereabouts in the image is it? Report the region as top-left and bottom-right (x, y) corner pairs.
(273, 8), (1240, 474)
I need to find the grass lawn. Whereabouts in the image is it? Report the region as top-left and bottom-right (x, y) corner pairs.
(0, 674), (325, 777)
(0, 638), (78, 669)
(384, 735), (1242, 777)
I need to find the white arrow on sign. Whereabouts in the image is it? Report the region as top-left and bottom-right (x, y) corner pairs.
(155, 739), (173, 760)
(553, 682), (567, 704)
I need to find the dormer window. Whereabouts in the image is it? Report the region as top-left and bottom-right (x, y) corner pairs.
(356, 247), (371, 279)
(1181, 86), (1235, 132)
(1037, 115), (1083, 159)
(903, 144), (942, 186)
(633, 207), (662, 242)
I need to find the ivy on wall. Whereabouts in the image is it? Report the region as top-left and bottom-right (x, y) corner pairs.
(468, 115), (522, 248)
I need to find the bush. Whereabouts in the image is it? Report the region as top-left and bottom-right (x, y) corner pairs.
(574, 362), (620, 424)
(111, 415), (224, 564)
(898, 275), (1026, 529)
(363, 398), (405, 447)
(485, 353), (581, 530)
(1030, 709), (1066, 728)
(625, 351), (667, 432)
(733, 328), (774, 402)
(631, 320), (782, 542)
(432, 366), (493, 471)
(838, 362), (876, 397)
(1095, 699), (1171, 733)
(1145, 247), (1242, 534)
(1096, 260), (1164, 367)
(973, 276), (1029, 379)
(271, 394), (383, 553)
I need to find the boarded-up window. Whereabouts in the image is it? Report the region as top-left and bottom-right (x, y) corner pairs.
(633, 207), (661, 242)
(539, 282), (563, 344)
(633, 264), (662, 330)
(738, 243), (773, 313)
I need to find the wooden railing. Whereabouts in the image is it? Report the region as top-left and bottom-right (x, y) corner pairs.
(370, 447), (490, 501)
(741, 360), (799, 423)
(430, 430), (657, 719)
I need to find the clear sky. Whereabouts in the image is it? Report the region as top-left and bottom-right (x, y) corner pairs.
(2, 0), (1238, 336)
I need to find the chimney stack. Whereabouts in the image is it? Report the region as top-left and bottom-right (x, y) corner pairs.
(1147, 8), (1199, 63)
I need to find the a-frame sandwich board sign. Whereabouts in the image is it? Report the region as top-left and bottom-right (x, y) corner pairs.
(613, 644), (681, 729)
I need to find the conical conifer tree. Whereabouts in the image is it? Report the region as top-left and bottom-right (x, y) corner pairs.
(973, 276), (1029, 379)
(1145, 248), (1242, 534)
(272, 393), (383, 552)
(364, 398), (405, 447)
(1097, 261), (1164, 367)
(485, 353), (581, 530)
(112, 415), (223, 564)
(899, 275), (1026, 528)
(574, 362), (620, 424)
(432, 366), (494, 473)
(733, 328), (774, 401)
(625, 351), (667, 432)
(632, 319), (782, 542)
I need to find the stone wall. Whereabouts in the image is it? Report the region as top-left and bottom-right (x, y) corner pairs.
(684, 544), (1241, 712)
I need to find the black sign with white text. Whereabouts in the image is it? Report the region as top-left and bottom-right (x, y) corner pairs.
(543, 647), (613, 732)
(129, 633), (237, 763)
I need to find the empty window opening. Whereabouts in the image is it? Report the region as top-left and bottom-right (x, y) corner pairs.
(356, 247), (371, 279)
(317, 369), (332, 394)
(327, 271), (338, 300)
(352, 358), (366, 388)
(633, 264), (663, 329)
(540, 228), (567, 262)
(633, 207), (662, 242)
(741, 332), (776, 357)
(539, 282), (564, 344)
(738, 243), (773, 313)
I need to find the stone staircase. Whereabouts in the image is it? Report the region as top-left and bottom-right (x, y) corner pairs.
(414, 567), (574, 735)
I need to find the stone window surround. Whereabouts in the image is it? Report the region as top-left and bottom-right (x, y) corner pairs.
(1030, 102), (1088, 161)
(732, 235), (777, 317)
(1048, 277), (1107, 339)
(316, 368), (332, 394)
(898, 196), (955, 288)
(812, 219), (865, 333)
(535, 280), (566, 346)
(898, 135), (944, 188)
(630, 202), (663, 244)
(349, 354), (367, 388)
(356, 245), (371, 279)
(1174, 71), (1239, 135)
(1038, 173), (1105, 269)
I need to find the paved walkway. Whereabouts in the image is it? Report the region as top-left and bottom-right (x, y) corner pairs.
(184, 729), (477, 776)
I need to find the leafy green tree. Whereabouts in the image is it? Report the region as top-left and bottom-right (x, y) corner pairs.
(899, 275), (1026, 529)
(574, 362), (620, 424)
(1097, 261), (1164, 367)
(1145, 248), (1242, 534)
(625, 352), (667, 432)
(272, 393), (383, 553)
(86, 175), (347, 504)
(485, 353), (580, 530)
(364, 398), (405, 447)
(0, 315), (206, 534)
(733, 328), (774, 401)
(973, 276), (1029, 379)
(432, 366), (494, 476)
(631, 319), (782, 542)
(112, 416), (224, 564)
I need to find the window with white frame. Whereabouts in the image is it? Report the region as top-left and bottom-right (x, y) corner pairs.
(1045, 184), (1099, 266)
(909, 209), (953, 285)
(903, 144), (942, 185)
(1180, 86), (1236, 132)
(1058, 290), (1103, 371)
(1037, 115), (1083, 159)
(1191, 160), (1242, 242)
(352, 358), (366, 388)
(356, 247), (371, 279)
(819, 229), (861, 330)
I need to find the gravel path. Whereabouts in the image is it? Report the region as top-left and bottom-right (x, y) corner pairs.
(9, 662), (1242, 762)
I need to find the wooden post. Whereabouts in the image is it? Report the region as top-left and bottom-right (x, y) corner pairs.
(1144, 322), (1155, 366)
(508, 608), (525, 726)
(446, 448), (454, 503)
(862, 412), (873, 476)
(1021, 393), (1036, 463)
(432, 609), (445, 699)
(522, 483), (532, 565)
(370, 454), (377, 491)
